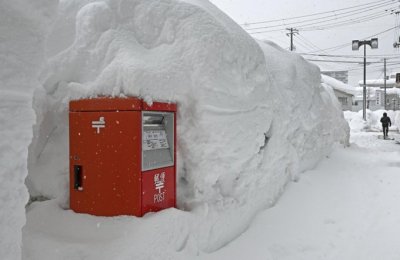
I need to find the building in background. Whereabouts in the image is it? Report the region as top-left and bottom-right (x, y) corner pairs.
(322, 70), (349, 84)
(333, 89), (354, 111)
(356, 73), (400, 111)
(375, 88), (400, 110)
(321, 74), (355, 111)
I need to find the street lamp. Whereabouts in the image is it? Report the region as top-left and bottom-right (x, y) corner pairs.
(352, 38), (378, 120)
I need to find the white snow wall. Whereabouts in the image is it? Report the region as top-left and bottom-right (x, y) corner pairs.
(27, 0), (349, 252)
(344, 109), (400, 132)
(0, 1), (57, 258)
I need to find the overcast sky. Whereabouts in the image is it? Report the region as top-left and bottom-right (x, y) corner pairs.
(209, 0), (400, 86)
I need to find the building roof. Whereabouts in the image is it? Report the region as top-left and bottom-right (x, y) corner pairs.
(321, 74), (355, 96)
(358, 78), (396, 85)
(377, 88), (400, 95)
(353, 86), (400, 101)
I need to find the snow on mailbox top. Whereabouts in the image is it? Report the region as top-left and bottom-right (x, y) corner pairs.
(69, 97), (177, 112)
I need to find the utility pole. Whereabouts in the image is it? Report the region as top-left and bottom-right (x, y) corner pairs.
(384, 58), (387, 110)
(393, 11), (400, 48)
(286, 28), (298, 51)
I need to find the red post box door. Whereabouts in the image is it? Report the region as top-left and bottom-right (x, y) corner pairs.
(69, 111), (142, 216)
(141, 166), (176, 214)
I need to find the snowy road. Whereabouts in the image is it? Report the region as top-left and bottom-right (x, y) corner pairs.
(201, 131), (400, 260)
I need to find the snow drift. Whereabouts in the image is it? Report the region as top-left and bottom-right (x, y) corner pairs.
(0, 1), (57, 259)
(24, 0), (349, 257)
(344, 109), (400, 133)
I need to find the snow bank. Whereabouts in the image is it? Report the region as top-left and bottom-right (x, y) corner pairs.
(259, 40), (349, 174)
(0, 1), (57, 258)
(344, 110), (400, 132)
(25, 0), (349, 257)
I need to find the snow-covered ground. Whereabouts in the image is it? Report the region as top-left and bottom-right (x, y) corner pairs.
(200, 126), (400, 260)
(22, 112), (400, 259)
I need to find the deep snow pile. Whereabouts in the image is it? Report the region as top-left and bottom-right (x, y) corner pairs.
(23, 0), (348, 258)
(344, 109), (400, 133)
(0, 1), (57, 258)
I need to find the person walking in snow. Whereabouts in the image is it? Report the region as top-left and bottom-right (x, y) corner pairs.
(380, 112), (391, 139)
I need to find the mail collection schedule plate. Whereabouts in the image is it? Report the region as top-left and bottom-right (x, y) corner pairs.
(143, 130), (169, 151)
(141, 111), (174, 171)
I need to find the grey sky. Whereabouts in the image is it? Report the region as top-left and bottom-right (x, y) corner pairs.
(209, 0), (400, 86)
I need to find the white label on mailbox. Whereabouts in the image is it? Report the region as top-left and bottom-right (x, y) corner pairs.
(143, 130), (169, 150)
(92, 117), (105, 134)
(154, 172), (166, 203)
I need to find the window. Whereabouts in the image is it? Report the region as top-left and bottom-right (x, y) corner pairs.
(338, 97), (348, 105)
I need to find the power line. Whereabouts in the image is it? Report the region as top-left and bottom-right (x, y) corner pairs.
(248, 9), (395, 34)
(294, 38), (315, 52)
(300, 26), (398, 53)
(245, 1), (395, 31)
(301, 53), (400, 59)
(300, 11), (392, 31)
(306, 59), (381, 64)
(305, 56), (400, 65)
(296, 34), (327, 53)
(346, 62), (400, 72)
(323, 59), (400, 69)
(241, 0), (392, 26)
(304, 55), (400, 73)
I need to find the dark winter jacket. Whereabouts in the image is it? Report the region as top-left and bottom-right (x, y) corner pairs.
(380, 116), (392, 127)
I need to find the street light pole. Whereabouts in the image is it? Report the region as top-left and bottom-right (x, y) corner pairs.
(352, 38), (378, 121)
(384, 58), (387, 110)
(363, 44), (367, 118)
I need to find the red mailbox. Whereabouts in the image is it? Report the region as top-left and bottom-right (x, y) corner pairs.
(69, 97), (176, 216)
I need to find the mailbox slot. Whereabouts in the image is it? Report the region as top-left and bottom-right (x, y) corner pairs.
(74, 165), (82, 190)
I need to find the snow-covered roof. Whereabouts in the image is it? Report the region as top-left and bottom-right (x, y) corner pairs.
(321, 74), (356, 96)
(377, 87), (400, 95)
(358, 78), (396, 85)
(352, 86), (400, 101)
